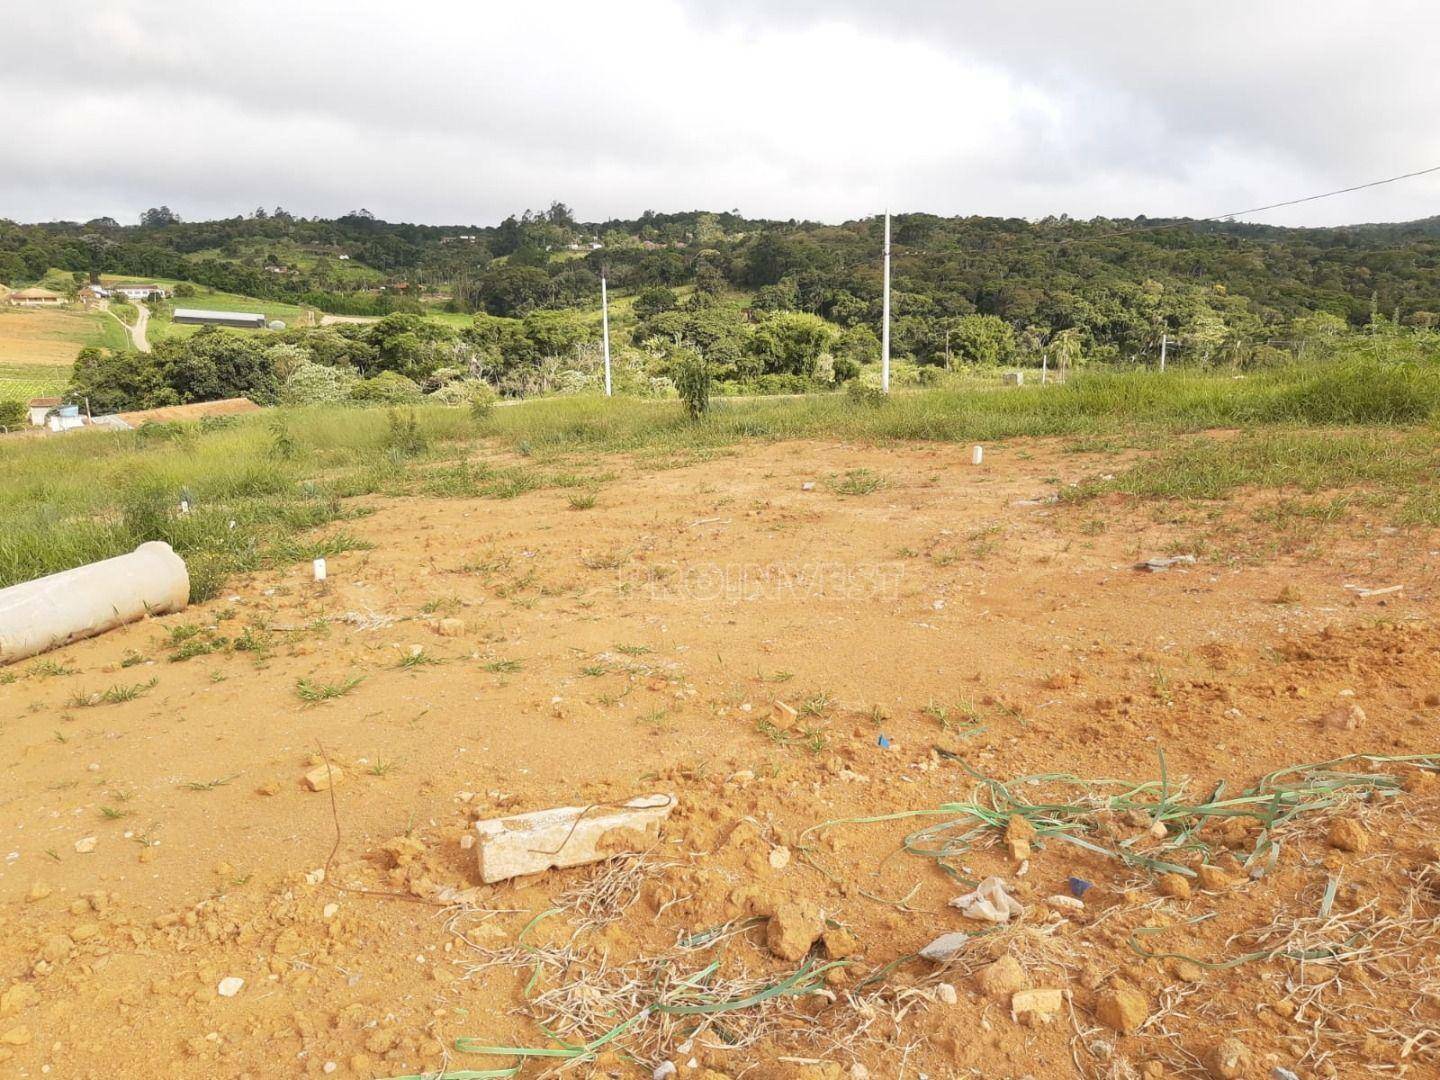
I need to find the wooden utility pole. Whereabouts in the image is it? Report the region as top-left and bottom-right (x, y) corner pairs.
(881, 212), (891, 393)
(1159, 332), (1168, 372)
(601, 273), (612, 397)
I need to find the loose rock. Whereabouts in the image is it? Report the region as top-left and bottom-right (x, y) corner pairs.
(1204, 1037), (1250, 1079)
(766, 902), (824, 962)
(1195, 864), (1237, 891)
(1156, 872), (1192, 900)
(918, 931), (969, 963)
(217, 977), (244, 998)
(0, 984), (39, 1017)
(976, 953), (1028, 1000)
(1327, 818), (1368, 853)
(1010, 987), (1065, 1024)
(1321, 702), (1366, 731)
(822, 927), (858, 959)
(1004, 814), (1036, 861)
(304, 764), (345, 791)
(1095, 986), (1150, 1035)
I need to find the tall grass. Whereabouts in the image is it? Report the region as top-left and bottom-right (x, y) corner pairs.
(0, 409), (474, 597)
(1094, 430), (1440, 500)
(477, 359), (1440, 455)
(2, 358), (1437, 596)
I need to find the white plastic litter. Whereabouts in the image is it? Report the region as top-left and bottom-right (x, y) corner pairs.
(950, 876), (1025, 923)
(1138, 554), (1196, 572)
(313, 558), (328, 582)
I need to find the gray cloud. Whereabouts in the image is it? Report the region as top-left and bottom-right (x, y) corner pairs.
(3, 0), (1437, 226)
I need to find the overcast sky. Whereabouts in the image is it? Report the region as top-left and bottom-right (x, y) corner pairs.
(4, 1), (1438, 228)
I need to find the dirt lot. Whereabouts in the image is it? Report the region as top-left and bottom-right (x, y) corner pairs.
(1, 437), (1437, 1079)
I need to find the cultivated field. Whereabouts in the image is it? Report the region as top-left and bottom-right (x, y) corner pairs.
(0, 306), (127, 399)
(1, 369), (1439, 1079)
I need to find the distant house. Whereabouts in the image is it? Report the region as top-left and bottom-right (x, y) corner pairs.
(110, 284), (169, 301)
(8, 288), (64, 307)
(46, 404), (85, 432)
(172, 308), (267, 329)
(78, 284), (110, 302)
(26, 397), (62, 426)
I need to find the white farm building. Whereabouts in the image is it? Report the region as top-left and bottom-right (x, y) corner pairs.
(172, 308), (267, 329)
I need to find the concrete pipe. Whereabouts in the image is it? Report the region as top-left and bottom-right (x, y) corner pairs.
(0, 541), (189, 666)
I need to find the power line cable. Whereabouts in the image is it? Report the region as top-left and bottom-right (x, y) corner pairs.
(1201, 164), (1440, 223)
(930, 163), (1440, 255)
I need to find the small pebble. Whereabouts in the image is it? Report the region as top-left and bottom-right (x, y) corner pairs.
(217, 977), (244, 998)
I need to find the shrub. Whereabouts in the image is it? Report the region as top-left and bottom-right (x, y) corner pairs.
(1243, 344), (1294, 370)
(282, 361), (357, 405)
(633, 286), (679, 319)
(672, 348), (711, 419)
(351, 370), (422, 404)
(846, 381), (888, 407)
(427, 376), (488, 406)
(740, 373), (816, 395)
(0, 399), (26, 429)
(467, 382), (498, 420)
(385, 408), (428, 456)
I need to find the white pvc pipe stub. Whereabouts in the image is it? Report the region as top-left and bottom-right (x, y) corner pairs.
(0, 542), (190, 666)
(971, 445), (984, 465)
(313, 558), (328, 582)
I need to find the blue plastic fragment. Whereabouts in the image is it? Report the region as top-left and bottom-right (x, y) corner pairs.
(1068, 876), (1093, 898)
(877, 734), (891, 749)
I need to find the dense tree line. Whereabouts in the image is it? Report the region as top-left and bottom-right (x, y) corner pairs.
(5, 205), (1438, 342)
(6, 201), (1440, 415)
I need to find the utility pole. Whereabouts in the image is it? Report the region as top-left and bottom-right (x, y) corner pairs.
(1041, 352), (1048, 385)
(881, 211), (891, 393)
(1159, 332), (1168, 373)
(601, 272), (612, 397)
(944, 326), (954, 370)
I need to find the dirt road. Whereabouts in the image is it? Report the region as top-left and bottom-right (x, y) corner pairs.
(106, 301), (150, 353)
(130, 302), (150, 352)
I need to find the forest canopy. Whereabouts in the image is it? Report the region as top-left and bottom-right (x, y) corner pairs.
(4, 202), (1438, 411)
